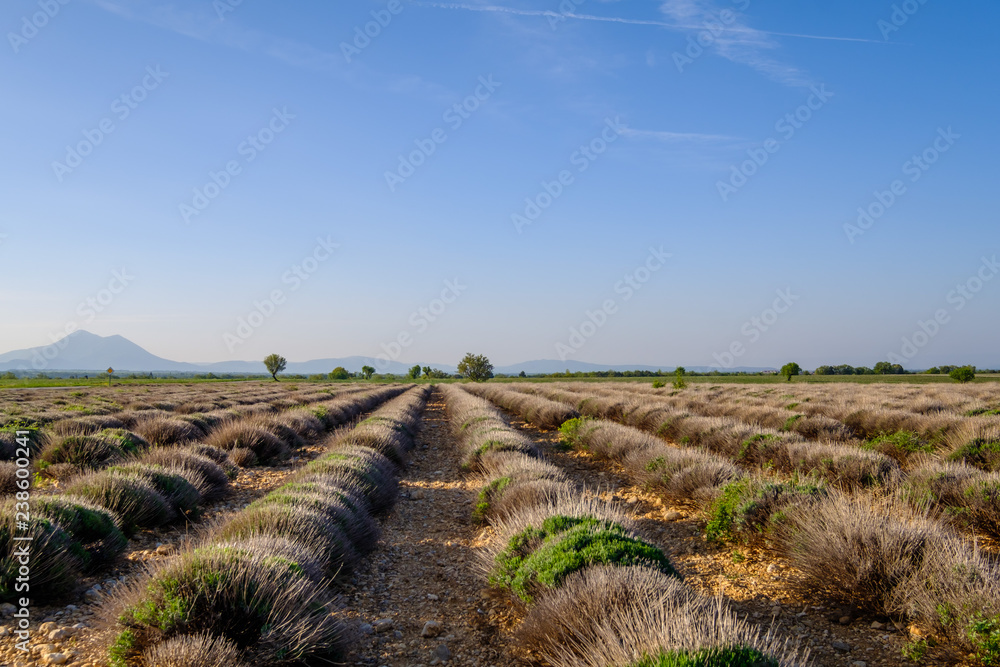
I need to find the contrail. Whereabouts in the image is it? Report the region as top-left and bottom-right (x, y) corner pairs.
(414, 2), (889, 44)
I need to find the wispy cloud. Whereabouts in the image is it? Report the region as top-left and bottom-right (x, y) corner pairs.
(659, 0), (809, 86)
(415, 2), (884, 45)
(89, 0), (347, 74)
(620, 128), (741, 143)
(84, 0), (455, 103)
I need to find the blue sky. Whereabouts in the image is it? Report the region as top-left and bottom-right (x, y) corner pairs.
(1, 0), (997, 370)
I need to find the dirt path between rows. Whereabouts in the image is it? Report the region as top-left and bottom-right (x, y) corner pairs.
(343, 390), (513, 667)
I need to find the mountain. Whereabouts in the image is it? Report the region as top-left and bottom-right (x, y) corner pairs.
(0, 331), (198, 372)
(0, 331), (771, 376)
(0, 331), (448, 375)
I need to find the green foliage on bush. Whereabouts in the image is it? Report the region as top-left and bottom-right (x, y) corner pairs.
(490, 515), (676, 602)
(558, 417), (593, 448)
(629, 646), (779, 667)
(108, 629), (139, 667)
(949, 438), (1000, 471)
(474, 476), (512, 523)
(737, 434), (780, 462)
(968, 615), (1000, 665)
(865, 431), (933, 456)
(705, 478), (823, 543)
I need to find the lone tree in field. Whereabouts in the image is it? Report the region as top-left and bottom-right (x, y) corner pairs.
(263, 354), (287, 381)
(458, 353), (494, 382)
(361, 365), (376, 380)
(780, 362), (801, 382)
(673, 366), (688, 389)
(329, 366), (350, 380)
(407, 365), (422, 380)
(950, 366), (976, 383)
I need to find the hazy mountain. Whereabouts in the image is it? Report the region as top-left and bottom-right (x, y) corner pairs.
(0, 331), (448, 375)
(0, 331), (770, 376)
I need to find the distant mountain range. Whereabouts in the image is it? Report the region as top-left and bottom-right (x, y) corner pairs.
(0, 331), (774, 375)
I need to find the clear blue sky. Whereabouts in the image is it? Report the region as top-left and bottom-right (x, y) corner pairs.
(1, 0), (997, 370)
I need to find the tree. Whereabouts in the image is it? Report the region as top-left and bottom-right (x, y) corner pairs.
(360, 365), (376, 380)
(950, 366), (976, 383)
(873, 361), (905, 375)
(518, 371), (527, 378)
(263, 354), (287, 381)
(329, 366), (350, 380)
(421, 366), (432, 378)
(407, 364), (422, 380)
(780, 362), (801, 382)
(673, 366), (688, 389)
(458, 353), (494, 382)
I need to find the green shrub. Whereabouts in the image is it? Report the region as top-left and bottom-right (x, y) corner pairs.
(968, 615), (1000, 665)
(781, 414), (803, 431)
(652, 380), (666, 389)
(629, 646), (779, 667)
(107, 464), (202, 519)
(558, 417), (593, 448)
(967, 407), (1000, 417)
(901, 638), (930, 662)
(737, 434), (781, 463)
(108, 629), (140, 667)
(866, 431), (934, 460)
(474, 476), (512, 523)
(705, 478), (823, 543)
(949, 438), (1000, 472)
(65, 471), (173, 533)
(490, 515), (677, 603)
(112, 545), (344, 664)
(33, 497), (126, 568)
(39, 433), (128, 470)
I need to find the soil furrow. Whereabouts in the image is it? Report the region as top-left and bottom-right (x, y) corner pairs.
(343, 390), (513, 667)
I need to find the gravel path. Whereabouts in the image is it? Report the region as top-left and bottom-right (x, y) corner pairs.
(343, 389), (513, 667)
